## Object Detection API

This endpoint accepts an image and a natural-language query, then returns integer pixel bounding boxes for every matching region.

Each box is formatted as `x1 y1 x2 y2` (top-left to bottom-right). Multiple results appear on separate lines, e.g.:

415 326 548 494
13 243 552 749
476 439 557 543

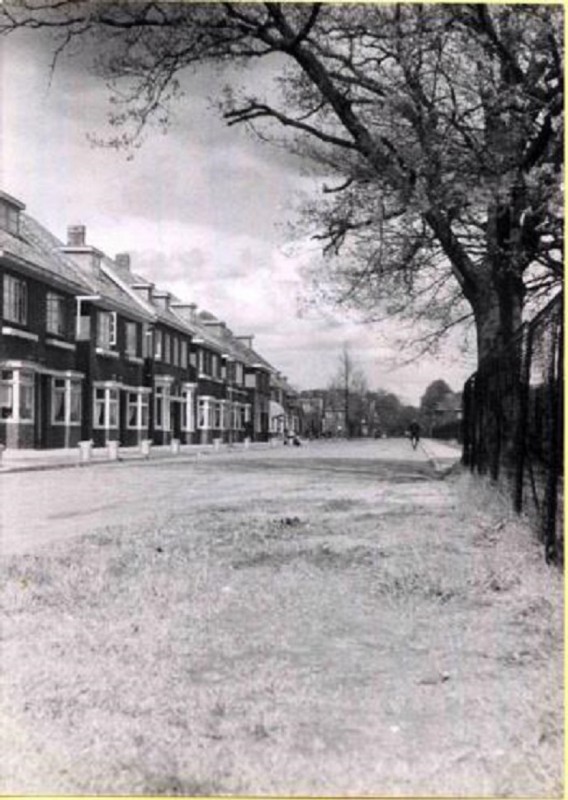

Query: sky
1 26 477 405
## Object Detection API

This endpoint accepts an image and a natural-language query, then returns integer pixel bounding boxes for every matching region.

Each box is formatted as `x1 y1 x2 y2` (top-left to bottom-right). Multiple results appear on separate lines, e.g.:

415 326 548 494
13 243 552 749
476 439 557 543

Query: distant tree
419 380 454 415
419 379 455 435
328 343 367 437
370 390 403 436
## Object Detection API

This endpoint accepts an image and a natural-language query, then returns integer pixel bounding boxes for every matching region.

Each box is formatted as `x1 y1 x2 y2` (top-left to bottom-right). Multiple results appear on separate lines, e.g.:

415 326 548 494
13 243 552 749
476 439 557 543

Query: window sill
2 326 39 342
125 355 144 365
46 337 76 351
95 347 120 359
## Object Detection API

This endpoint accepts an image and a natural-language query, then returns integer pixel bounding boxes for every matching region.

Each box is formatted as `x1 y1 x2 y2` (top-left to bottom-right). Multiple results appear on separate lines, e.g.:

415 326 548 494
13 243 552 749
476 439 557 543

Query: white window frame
127 389 150 430
213 399 224 430
125 321 138 358
180 340 188 370
97 311 117 350
197 396 212 430
0 368 34 423
154 329 163 360
154 384 171 431
46 292 66 337
93 385 119 429
235 362 244 386
181 385 196 432
3 274 27 325
52 376 82 426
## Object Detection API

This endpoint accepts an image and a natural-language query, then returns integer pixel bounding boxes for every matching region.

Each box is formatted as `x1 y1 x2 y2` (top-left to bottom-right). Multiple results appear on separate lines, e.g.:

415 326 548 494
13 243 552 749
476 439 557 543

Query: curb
0 444 274 475
419 444 462 477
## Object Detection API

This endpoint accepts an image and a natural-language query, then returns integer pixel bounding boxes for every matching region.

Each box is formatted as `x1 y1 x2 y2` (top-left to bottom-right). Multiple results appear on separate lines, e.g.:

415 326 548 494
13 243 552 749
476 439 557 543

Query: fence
462 294 563 564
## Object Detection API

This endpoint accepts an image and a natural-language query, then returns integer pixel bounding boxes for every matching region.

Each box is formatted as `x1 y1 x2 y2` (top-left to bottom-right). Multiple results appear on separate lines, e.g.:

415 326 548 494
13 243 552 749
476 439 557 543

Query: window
93 386 119 429
0 370 14 420
52 378 82 425
0 202 20 235
163 334 170 364
127 391 149 430
0 369 34 422
46 292 66 336
3 274 27 325
235 363 244 386
154 329 163 360
198 397 211 429
154 384 170 430
142 325 152 358
213 400 223 430
180 340 188 370
97 311 117 350
125 321 138 358
181 387 195 432
212 354 219 378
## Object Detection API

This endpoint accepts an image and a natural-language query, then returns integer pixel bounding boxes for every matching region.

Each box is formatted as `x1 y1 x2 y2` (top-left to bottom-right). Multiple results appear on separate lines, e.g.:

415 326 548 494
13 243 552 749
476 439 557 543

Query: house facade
0 192 298 451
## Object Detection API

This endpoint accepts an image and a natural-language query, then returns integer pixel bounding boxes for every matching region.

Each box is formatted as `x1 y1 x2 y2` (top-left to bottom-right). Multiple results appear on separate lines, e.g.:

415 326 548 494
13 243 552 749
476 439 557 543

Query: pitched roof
1 213 94 294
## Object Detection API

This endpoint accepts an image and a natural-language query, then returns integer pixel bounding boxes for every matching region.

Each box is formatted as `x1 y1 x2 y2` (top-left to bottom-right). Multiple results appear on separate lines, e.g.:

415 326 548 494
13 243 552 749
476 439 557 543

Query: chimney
202 320 227 338
170 302 197 324
67 225 86 246
236 335 254 349
131 282 154 303
60 224 103 275
115 252 131 275
152 289 171 311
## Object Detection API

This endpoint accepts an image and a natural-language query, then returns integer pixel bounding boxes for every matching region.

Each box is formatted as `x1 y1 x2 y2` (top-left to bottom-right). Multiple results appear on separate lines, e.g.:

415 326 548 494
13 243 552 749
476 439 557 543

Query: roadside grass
0 467 563 796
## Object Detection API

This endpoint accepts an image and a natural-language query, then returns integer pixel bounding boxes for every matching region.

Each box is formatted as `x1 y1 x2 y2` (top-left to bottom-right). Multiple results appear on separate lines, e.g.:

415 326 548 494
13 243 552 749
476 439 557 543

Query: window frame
0 368 34 423
93 386 119 429
96 311 118 351
154 383 171 431
51 376 82 426
126 389 150 430
181 386 195 432
124 321 138 358
3 274 27 326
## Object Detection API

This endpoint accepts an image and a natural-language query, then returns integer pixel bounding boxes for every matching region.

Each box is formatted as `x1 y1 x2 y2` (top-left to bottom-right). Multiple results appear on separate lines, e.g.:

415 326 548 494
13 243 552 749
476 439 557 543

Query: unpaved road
0 440 563 796
0 438 443 556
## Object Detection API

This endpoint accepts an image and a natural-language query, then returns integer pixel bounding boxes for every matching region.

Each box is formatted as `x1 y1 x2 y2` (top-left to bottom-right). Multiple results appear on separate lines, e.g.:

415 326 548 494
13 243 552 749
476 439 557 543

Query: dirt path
0 443 563 796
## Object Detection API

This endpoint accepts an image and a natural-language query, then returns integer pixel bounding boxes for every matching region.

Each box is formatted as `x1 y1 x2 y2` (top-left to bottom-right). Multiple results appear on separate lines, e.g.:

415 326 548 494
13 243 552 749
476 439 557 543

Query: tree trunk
471 271 525 481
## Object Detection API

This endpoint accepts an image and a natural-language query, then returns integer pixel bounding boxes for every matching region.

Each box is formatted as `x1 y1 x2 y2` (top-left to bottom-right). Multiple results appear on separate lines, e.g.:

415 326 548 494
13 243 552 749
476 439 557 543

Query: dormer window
0 192 25 236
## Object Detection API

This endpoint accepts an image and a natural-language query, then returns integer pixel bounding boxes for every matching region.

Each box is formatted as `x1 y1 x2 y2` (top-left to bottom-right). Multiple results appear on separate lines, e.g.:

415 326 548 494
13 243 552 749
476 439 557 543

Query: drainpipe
75 295 101 339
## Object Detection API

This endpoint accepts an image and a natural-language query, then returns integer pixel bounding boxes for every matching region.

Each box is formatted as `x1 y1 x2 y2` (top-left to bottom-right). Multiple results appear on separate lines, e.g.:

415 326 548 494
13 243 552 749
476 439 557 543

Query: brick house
0 193 92 449
0 192 290 451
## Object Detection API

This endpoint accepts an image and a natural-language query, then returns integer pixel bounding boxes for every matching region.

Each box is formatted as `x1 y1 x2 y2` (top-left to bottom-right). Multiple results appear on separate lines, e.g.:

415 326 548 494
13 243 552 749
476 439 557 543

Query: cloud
2 28 476 405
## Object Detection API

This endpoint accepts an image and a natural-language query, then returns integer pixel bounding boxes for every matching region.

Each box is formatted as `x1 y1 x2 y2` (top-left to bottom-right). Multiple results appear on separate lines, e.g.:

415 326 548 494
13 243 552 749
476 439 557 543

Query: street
1 438 451 556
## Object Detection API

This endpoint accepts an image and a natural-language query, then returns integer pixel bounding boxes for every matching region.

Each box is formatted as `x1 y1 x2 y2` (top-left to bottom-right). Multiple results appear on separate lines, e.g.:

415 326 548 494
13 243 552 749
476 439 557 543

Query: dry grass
0 462 563 796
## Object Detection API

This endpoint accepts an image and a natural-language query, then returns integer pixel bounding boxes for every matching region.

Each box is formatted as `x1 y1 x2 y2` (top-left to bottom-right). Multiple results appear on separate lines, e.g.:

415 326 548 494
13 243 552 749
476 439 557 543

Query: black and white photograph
0 2 563 796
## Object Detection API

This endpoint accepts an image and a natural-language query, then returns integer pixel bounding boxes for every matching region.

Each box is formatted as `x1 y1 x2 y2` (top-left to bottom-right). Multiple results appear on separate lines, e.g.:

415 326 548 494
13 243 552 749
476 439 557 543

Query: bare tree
1 2 562 362
328 343 368 438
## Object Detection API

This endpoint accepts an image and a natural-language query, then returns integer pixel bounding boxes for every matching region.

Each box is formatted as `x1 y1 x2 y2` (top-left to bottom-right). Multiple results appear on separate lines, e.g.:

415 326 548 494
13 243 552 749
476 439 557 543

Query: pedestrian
408 420 421 450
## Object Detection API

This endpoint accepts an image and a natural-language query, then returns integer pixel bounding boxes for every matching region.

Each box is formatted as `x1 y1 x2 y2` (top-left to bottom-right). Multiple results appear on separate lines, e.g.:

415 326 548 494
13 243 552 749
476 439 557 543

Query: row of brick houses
0 190 300 450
